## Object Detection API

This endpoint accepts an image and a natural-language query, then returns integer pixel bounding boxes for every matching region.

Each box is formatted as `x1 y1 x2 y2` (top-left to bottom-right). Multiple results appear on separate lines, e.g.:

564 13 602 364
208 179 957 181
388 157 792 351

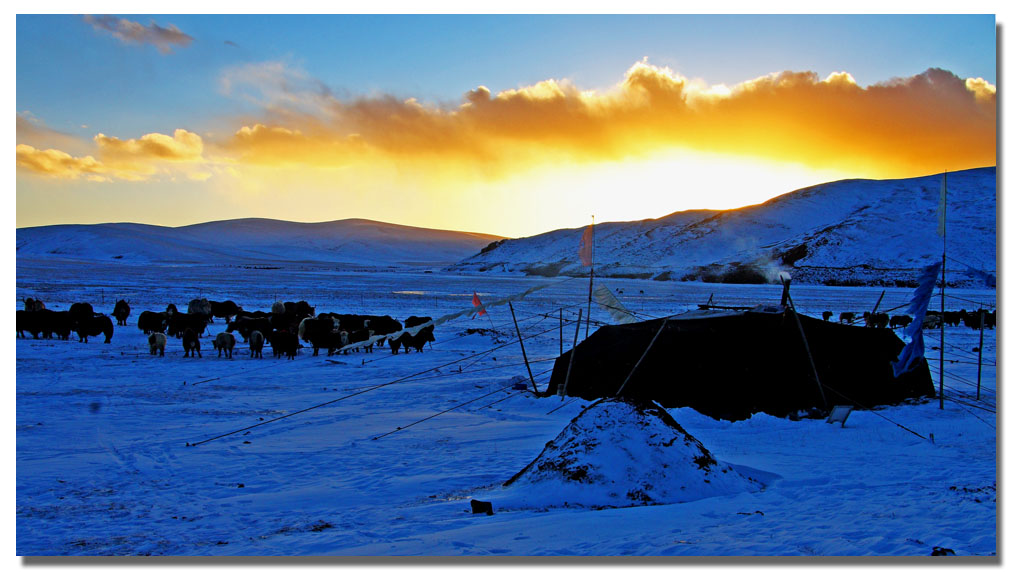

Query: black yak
112 300 131 326
249 330 265 359
271 330 298 360
138 311 168 334
182 328 201 357
76 314 114 343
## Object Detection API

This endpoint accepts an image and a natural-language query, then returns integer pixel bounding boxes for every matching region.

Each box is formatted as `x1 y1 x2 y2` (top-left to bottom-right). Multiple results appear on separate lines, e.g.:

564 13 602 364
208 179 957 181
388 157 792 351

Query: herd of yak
18 295 996 359
823 309 997 330
16 296 436 360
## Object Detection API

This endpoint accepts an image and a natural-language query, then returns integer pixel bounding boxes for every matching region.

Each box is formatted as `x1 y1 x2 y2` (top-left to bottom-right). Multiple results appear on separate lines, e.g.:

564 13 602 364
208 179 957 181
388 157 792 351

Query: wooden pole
561 309 582 398
871 290 886 314
977 305 984 400
784 283 828 410
615 317 669 397
559 308 563 356
508 302 539 394
939 171 947 410
585 215 594 341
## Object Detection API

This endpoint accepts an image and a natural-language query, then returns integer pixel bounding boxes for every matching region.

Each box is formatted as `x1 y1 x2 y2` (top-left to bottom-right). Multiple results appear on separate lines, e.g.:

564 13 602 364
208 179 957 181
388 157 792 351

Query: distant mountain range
16 218 503 268
448 167 996 286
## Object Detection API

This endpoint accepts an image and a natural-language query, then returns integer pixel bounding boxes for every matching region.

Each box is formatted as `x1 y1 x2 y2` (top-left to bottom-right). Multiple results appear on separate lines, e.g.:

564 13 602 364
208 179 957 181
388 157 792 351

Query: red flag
578 224 594 266
472 291 487 317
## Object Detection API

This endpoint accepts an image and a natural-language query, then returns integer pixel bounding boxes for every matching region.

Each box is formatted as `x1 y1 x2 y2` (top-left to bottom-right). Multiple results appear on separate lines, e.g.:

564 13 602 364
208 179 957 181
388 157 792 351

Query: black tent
545 307 935 421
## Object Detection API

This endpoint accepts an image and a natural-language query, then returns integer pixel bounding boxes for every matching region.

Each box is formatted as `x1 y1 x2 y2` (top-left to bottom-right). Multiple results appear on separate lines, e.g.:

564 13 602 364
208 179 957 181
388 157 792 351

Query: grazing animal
984 310 996 329
112 299 131 326
182 328 201 357
249 330 265 358
16 310 26 338
209 300 241 324
148 333 167 356
388 334 403 354
294 300 315 317
187 298 212 322
48 311 74 340
166 303 179 316
228 316 272 343
69 302 94 324
347 328 375 353
76 314 114 343
822 311 832 321
138 311 168 334
889 315 913 330
19 310 45 339
923 315 942 329
838 312 856 325
24 297 46 312
863 312 889 329
168 312 208 338
944 311 964 328
213 332 236 358
298 316 337 356
271 330 298 360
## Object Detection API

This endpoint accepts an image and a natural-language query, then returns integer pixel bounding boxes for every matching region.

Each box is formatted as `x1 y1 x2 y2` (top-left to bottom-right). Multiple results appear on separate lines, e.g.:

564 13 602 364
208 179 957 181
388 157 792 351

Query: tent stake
560 309 582 398
615 317 670 397
508 302 539 394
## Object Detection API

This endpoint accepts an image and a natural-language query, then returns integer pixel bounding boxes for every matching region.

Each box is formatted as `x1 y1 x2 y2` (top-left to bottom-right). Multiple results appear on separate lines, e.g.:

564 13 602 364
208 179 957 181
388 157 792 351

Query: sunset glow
16 14 997 237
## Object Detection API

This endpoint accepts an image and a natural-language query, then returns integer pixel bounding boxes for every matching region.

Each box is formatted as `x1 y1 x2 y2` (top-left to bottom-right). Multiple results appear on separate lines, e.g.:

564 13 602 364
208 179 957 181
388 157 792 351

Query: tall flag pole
938 171 947 409
578 215 595 340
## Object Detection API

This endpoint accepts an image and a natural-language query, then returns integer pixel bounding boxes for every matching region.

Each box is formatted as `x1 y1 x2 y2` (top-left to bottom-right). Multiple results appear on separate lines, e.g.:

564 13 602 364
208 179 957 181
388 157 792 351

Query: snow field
16 261 996 556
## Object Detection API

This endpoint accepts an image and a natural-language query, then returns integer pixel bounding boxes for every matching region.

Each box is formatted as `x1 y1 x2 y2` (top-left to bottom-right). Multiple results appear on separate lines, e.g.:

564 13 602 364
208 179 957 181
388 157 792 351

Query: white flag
592 284 637 324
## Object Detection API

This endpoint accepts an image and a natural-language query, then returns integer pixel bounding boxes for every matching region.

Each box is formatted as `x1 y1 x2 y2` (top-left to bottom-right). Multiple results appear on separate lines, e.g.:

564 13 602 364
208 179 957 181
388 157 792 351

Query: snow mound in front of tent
493 398 765 510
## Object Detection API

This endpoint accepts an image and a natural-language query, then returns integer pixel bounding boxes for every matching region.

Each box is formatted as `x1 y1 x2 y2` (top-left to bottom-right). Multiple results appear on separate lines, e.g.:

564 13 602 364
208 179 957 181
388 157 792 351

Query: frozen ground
15 261 996 557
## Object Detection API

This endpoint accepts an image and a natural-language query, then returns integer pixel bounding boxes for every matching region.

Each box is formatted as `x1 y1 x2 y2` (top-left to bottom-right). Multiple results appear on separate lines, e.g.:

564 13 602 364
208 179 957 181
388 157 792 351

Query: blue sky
15 13 998 235
17 14 995 138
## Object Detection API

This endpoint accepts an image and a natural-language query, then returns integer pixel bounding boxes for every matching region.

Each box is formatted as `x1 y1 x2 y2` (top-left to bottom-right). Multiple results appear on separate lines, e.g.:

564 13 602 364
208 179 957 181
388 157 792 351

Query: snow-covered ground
451 167 996 287
15 261 996 556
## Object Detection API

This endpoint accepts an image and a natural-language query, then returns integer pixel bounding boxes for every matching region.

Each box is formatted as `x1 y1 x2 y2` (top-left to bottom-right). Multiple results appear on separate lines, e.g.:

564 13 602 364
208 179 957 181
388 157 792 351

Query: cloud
95 129 204 162
84 15 193 54
16 145 110 181
17 129 207 182
215 61 995 178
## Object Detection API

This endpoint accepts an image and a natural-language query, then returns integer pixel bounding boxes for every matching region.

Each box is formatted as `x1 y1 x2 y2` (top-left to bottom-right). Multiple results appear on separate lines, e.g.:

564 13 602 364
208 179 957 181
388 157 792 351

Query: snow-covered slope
450 167 996 286
16 218 504 268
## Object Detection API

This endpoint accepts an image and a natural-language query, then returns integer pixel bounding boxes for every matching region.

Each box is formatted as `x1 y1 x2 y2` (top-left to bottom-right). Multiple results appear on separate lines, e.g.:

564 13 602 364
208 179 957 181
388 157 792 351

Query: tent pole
560 309 582 398
508 302 539 394
939 171 947 410
785 291 829 410
584 215 594 341
559 308 563 356
871 290 886 314
615 317 670 397
977 304 984 400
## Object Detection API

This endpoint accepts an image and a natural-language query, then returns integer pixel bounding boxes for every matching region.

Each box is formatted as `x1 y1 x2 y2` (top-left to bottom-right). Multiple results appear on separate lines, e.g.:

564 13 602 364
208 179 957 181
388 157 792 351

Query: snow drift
491 398 765 510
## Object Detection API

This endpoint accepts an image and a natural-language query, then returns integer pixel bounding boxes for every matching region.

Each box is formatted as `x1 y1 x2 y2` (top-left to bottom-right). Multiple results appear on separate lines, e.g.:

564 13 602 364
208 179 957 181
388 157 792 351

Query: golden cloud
17 129 207 182
215 62 994 178
18 63 996 184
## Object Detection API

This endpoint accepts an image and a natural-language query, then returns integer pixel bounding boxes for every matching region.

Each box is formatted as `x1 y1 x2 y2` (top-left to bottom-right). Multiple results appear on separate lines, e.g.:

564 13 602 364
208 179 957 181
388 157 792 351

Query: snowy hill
450 167 996 286
16 218 504 268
